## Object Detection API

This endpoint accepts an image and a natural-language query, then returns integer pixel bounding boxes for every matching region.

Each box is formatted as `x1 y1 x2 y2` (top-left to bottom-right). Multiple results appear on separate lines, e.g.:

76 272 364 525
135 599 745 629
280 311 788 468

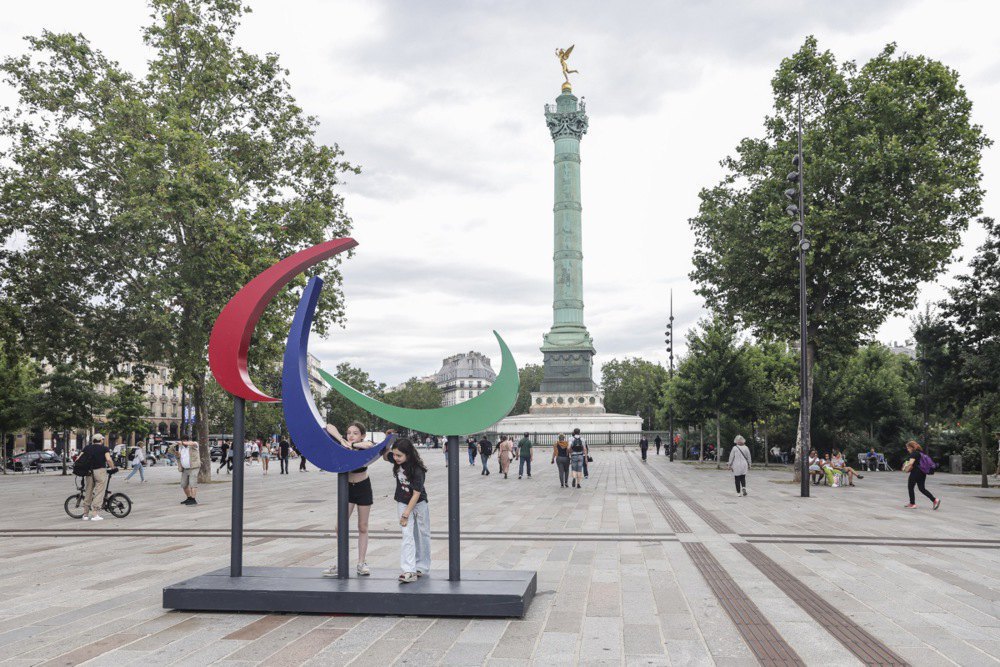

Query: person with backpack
569 434 586 488
125 444 146 483
728 435 751 497
902 440 940 510
478 436 493 476
76 434 117 520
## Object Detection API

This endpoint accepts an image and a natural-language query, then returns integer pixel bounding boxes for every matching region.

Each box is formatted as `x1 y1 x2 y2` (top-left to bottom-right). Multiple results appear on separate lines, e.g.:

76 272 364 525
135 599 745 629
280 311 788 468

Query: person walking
478 436 493 476
728 435 751 497
279 437 290 474
80 434 116 520
569 434 586 489
497 435 513 479
177 440 201 506
260 441 271 475
640 435 649 462
323 422 377 577
383 438 430 583
903 440 940 510
517 432 533 479
298 444 308 471
467 437 477 466
216 441 230 474
654 435 662 456
551 434 571 488
125 444 146 482
571 428 590 479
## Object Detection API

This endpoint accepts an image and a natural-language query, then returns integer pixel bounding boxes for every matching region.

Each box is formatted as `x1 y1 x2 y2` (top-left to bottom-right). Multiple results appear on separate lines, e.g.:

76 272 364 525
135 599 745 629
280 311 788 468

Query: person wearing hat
176 440 201 505
80 434 117 521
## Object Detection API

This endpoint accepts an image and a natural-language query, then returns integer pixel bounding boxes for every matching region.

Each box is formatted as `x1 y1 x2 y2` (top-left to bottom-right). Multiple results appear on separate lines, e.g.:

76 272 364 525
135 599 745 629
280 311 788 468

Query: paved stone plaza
1 450 998 666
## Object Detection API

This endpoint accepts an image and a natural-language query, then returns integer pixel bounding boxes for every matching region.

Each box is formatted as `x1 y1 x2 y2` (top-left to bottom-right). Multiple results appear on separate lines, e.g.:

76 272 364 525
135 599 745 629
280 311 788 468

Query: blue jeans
126 462 144 481
481 455 490 473
468 448 476 465
519 457 531 476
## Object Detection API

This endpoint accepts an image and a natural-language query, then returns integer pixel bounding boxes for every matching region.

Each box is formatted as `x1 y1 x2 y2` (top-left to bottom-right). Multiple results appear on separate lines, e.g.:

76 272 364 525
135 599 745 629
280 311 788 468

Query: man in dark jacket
478 437 493 476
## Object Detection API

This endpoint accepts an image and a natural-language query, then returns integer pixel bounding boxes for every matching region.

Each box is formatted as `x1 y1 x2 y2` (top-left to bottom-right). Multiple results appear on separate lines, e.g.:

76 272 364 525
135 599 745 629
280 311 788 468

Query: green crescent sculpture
319 331 519 434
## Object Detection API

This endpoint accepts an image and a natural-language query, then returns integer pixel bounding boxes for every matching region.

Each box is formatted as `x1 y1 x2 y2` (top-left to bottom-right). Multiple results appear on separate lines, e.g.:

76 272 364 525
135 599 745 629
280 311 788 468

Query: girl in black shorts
322 421 376 577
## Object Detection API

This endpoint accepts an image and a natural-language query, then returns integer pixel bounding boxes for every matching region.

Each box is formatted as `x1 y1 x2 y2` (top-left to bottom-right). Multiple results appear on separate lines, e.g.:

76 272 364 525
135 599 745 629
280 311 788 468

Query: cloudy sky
3 1 998 385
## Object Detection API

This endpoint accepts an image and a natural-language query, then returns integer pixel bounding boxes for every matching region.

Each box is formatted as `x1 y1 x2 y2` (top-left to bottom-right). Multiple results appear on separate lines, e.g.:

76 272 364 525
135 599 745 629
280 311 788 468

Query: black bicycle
64 469 132 519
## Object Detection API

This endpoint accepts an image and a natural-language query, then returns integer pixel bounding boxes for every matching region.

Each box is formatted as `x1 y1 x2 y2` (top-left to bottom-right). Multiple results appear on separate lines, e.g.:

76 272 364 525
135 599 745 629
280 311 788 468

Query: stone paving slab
1 450 998 665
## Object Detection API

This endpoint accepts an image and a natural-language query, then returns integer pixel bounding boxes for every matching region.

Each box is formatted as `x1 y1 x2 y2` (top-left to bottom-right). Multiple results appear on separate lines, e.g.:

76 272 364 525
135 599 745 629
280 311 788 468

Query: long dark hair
391 438 427 478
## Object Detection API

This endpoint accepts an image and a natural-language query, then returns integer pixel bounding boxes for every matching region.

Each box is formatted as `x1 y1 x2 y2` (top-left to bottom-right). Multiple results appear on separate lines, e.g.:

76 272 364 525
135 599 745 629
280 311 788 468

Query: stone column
539 84 597 395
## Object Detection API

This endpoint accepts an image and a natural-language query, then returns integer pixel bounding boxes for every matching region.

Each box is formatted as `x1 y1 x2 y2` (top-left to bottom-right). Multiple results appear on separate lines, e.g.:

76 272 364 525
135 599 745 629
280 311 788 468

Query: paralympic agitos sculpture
170 238 535 617
208 237 518 471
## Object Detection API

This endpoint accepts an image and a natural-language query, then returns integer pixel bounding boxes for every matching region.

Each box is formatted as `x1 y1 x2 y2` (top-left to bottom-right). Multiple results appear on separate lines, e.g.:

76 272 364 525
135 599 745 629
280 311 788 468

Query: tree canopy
0 0 358 481
601 358 669 429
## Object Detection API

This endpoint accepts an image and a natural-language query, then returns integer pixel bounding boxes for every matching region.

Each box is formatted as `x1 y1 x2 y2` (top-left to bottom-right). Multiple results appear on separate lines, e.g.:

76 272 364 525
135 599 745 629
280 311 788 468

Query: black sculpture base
163 567 537 618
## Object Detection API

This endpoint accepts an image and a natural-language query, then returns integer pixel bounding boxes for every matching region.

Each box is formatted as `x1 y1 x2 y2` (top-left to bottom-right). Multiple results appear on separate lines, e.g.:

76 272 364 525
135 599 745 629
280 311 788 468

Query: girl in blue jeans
383 438 430 583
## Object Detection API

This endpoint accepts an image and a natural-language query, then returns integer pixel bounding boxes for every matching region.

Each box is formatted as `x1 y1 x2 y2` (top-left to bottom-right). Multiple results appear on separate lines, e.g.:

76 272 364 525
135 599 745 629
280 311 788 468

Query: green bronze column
540 82 597 393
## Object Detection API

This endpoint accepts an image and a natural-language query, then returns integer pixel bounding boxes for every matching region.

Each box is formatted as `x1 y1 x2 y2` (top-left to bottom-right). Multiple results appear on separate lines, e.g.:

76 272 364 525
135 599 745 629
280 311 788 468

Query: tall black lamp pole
784 90 811 499
667 290 675 462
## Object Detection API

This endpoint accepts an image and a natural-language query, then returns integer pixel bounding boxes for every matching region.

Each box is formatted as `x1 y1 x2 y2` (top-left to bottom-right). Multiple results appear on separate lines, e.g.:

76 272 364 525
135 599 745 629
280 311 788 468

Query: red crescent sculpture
208 238 358 402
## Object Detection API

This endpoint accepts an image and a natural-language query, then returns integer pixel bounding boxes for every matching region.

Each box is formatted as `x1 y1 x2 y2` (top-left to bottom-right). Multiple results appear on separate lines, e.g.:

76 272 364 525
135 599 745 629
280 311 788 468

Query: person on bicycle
81 434 117 521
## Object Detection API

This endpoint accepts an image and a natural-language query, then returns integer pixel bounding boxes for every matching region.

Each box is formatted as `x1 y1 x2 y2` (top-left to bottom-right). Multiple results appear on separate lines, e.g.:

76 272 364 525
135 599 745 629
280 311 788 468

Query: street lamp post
667 290 675 462
784 90 811 499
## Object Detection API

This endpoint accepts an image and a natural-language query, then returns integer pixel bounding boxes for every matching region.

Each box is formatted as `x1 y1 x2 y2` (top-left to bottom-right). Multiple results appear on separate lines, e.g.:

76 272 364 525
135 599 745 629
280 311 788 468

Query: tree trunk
763 422 769 468
716 410 722 469
793 341 816 482
194 376 212 484
699 423 704 462
758 420 766 469
0 431 6 475
982 412 990 489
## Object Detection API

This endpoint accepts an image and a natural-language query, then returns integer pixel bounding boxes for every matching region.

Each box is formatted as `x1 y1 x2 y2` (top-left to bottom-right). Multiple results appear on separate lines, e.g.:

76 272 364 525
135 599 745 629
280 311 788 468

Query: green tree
0 0 358 483
0 342 39 473
671 317 749 464
384 379 442 414
34 364 105 472
601 358 669 430
740 341 798 463
833 345 913 441
511 364 544 416
322 362 385 429
688 37 989 472
941 217 1000 486
106 382 153 444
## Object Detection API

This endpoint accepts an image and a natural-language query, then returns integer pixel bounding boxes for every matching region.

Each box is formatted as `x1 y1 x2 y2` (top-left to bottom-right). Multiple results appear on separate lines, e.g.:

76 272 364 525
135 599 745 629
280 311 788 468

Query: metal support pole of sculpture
231 397 246 577
447 435 461 581
338 472 350 579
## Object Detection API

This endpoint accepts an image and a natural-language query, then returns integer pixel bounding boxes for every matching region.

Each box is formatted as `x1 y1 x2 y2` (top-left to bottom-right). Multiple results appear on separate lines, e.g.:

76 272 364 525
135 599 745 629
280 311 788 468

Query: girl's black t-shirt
394 467 427 504
907 452 923 475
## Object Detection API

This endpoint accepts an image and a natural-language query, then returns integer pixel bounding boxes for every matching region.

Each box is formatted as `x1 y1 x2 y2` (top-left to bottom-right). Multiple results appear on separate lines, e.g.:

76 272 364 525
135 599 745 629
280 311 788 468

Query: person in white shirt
728 435 752 496
177 441 200 505
125 445 146 482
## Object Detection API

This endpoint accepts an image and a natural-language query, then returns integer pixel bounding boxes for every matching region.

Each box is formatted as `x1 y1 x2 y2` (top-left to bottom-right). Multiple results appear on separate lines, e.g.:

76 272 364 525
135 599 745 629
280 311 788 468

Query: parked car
7 450 64 472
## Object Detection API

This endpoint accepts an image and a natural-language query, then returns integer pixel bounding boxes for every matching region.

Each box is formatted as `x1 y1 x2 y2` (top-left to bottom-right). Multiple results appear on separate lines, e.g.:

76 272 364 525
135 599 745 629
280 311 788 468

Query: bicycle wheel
64 494 86 519
106 493 132 518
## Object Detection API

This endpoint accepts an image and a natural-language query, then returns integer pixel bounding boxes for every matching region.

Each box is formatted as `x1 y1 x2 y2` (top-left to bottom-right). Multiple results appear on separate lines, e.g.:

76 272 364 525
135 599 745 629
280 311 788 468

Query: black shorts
348 477 373 506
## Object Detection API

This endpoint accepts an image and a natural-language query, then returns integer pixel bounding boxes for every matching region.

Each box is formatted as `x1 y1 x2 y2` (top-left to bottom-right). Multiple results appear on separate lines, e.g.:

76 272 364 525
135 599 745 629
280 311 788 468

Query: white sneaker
81 515 91 521
321 565 337 577
357 562 370 576
90 515 104 521
737 492 743 497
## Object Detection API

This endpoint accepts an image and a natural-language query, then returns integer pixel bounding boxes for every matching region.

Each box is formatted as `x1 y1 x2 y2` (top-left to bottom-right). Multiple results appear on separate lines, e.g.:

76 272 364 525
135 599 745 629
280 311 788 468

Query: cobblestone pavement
1 450 998 666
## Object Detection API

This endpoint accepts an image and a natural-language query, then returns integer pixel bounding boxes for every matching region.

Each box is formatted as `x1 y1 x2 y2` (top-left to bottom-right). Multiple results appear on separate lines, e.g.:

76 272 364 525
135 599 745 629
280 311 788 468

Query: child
384 438 430 583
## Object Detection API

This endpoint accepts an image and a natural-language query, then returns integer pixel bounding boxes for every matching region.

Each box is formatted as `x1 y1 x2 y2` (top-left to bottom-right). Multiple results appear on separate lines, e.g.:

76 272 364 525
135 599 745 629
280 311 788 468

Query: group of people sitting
807 449 864 487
